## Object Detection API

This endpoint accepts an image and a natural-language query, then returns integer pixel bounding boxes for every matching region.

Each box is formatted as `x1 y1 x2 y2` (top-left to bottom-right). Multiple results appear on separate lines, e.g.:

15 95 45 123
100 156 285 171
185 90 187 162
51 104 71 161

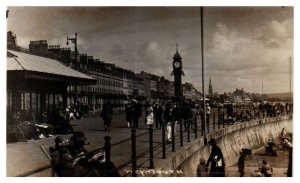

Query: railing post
180 120 183 146
201 114 204 136
187 119 190 142
162 122 166 159
228 112 230 127
149 124 154 168
194 115 198 139
206 114 210 134
223 112 225 128
171 121 175 152
218 111 220 130
104 136 111 163
213 113 216 131
131 129 137 177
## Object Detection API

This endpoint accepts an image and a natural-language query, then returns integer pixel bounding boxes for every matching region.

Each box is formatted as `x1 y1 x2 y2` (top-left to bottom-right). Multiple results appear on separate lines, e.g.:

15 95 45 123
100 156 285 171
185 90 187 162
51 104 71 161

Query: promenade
6 110 290 177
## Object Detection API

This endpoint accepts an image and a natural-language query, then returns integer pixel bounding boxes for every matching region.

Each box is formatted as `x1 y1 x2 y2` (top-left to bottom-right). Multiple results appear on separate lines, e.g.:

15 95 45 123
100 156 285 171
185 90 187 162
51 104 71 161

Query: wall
153 116 292 177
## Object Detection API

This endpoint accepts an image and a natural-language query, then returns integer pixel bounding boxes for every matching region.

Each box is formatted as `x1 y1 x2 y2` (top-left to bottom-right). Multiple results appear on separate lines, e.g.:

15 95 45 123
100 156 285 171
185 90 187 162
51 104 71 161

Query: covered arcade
7 49 96 120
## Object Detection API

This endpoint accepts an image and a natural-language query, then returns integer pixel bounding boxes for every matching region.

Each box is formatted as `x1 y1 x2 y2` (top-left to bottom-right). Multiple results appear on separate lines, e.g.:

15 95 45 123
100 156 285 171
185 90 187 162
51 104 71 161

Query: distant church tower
208 77 213 96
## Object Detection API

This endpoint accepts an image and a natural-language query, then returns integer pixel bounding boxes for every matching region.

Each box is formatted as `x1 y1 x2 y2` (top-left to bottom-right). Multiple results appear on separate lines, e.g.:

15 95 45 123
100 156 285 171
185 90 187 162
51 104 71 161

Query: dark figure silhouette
205 138 226 177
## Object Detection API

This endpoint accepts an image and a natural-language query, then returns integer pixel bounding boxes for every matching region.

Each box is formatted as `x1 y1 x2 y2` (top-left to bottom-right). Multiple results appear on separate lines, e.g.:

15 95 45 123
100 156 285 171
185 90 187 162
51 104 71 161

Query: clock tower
172 43 184 98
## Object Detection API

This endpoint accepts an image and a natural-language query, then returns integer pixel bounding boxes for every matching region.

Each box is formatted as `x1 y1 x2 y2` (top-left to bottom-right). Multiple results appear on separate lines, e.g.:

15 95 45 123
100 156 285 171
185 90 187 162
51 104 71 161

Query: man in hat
68 131 88 156
49 136 73 176
131 99 142 129
237 150 246 177
205 138 226 177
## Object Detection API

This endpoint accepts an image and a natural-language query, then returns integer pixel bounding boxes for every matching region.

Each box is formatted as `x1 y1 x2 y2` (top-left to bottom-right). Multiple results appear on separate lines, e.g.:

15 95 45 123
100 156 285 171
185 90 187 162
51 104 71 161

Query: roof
7 50 95 83
173 50 182 59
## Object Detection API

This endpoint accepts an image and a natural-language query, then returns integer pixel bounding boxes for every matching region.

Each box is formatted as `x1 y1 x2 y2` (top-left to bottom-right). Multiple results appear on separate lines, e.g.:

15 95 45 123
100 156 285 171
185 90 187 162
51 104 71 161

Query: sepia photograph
5 5 293 178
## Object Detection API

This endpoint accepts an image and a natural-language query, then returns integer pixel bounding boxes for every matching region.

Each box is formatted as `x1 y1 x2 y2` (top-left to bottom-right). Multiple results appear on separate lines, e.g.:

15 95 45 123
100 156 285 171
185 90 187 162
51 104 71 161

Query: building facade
11 34 202 110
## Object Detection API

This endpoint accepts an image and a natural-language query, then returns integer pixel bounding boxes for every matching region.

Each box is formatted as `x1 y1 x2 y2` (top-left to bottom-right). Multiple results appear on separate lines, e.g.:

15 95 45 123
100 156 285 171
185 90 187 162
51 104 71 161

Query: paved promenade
6 111 290 177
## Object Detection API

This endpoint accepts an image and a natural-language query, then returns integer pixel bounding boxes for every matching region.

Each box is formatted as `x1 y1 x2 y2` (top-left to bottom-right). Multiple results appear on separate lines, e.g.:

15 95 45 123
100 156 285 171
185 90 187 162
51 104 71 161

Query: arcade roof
7 50 96 84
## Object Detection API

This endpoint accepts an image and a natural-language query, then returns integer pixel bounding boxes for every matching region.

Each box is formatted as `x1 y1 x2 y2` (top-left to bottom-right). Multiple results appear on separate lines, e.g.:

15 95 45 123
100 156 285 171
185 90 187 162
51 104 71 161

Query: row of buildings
7 31 202 114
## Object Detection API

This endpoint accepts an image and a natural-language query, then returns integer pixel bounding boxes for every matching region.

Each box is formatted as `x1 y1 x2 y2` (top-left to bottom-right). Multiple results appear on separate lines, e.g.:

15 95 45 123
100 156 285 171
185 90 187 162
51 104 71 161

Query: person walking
101 101 113 131
153 102 163 129
145 103 154 126
125 100 133 128
164 102 175 144
172 102 181 136
131 99 142 129
205 138 226 177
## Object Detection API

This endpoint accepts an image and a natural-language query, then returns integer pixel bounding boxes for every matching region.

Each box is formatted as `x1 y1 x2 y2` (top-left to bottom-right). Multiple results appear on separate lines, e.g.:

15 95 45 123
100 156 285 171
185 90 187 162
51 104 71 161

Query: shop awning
7 50 96 84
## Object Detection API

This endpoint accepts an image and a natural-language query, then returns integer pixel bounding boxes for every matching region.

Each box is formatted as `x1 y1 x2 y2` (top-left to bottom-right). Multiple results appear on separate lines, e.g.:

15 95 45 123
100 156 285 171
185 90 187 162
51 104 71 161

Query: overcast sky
7 6 293 94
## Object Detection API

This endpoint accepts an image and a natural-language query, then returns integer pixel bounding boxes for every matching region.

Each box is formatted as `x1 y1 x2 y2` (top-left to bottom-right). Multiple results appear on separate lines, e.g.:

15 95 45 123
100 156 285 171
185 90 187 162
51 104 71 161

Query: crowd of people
217 101 292 125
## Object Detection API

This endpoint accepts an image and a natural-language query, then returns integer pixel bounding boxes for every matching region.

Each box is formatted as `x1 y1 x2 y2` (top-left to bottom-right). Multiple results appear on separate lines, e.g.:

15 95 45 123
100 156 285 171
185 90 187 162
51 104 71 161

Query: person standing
280 128 287 141
153 102 163 129
164 102 175 144
205 138 226 177
237 150 246 177
125 100 133 128
191 104 199 132
182 102 191 131
132 99 142 129
145 103 154 126
206 103 211 122
101 101 113 131
172 102 181 138
156 104 164 129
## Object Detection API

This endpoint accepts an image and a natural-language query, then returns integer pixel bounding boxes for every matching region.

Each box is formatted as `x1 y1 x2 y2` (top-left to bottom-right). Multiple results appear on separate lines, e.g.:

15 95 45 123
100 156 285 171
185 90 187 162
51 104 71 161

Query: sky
7 6 293 94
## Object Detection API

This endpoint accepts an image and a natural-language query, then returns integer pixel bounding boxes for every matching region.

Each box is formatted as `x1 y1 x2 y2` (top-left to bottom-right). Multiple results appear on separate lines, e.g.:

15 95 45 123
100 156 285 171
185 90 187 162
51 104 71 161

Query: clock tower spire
171 43 184 98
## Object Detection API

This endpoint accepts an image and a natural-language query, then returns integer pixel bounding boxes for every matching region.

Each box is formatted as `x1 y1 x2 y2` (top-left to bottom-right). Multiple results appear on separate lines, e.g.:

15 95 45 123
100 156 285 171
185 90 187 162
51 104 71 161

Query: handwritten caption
123 169 183 176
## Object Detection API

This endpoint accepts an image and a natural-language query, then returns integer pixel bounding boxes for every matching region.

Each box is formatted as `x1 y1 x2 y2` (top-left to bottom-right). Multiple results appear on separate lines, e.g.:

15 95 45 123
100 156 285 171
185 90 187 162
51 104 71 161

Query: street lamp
66 33 78 103
200 6 208 145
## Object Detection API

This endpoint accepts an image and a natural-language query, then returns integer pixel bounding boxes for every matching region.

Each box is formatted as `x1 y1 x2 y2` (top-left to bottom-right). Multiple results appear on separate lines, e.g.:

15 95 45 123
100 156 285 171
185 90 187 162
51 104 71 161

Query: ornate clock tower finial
171 43 184 99
173 42 182 60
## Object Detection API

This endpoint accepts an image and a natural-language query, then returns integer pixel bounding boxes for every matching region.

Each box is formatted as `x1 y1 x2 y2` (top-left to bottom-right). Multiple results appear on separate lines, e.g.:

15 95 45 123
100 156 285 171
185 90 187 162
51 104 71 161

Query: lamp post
200 6 208 145
289 57 292 102
66 33 78 103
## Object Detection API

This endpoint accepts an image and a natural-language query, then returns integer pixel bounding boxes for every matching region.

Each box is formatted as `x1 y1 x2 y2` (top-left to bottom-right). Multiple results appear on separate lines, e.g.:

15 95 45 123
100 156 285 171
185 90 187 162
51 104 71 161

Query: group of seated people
264 128 292 156
11 112 54 140
10 108 74 141
49 131 120 177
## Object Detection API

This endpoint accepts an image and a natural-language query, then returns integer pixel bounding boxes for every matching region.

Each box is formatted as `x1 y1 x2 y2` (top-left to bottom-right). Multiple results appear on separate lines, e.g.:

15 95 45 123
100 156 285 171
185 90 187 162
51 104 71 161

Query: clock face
174 61 181 68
